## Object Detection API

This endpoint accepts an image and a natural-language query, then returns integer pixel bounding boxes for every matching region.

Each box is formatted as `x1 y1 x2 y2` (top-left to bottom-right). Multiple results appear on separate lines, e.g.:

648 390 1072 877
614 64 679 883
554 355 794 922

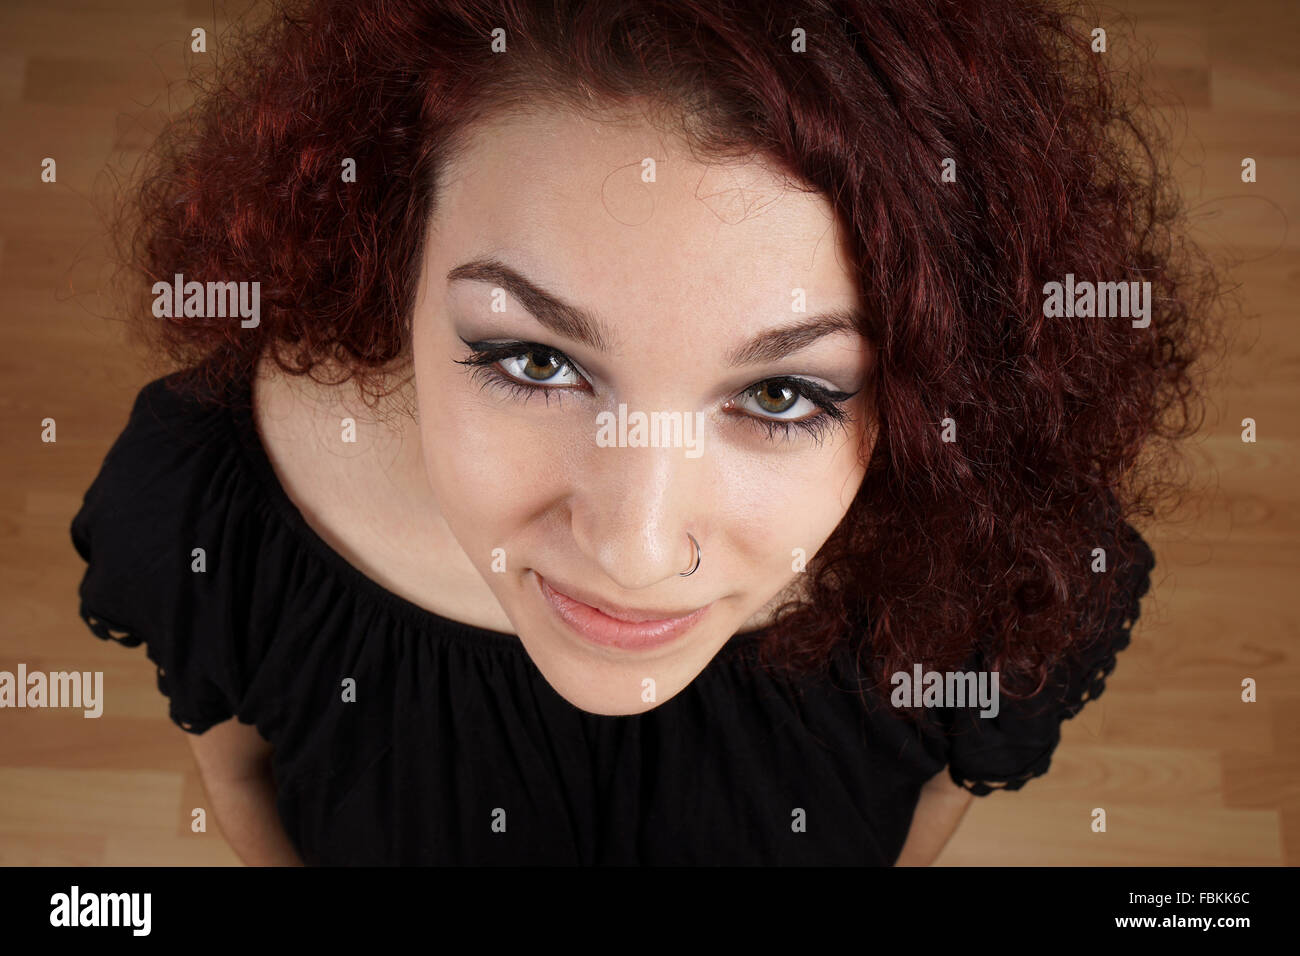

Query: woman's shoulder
68 364 267 732
70 365 241 545
247 356 476 624
69 354 395 573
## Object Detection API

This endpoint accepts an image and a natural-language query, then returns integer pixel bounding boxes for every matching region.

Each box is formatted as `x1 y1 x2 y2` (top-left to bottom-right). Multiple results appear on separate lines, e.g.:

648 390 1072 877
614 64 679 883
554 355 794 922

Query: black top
69 368 1156 865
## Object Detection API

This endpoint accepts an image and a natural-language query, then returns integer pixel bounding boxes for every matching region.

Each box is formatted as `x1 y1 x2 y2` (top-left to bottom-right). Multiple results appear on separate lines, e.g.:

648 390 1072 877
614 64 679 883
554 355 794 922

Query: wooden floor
1 0 1296 866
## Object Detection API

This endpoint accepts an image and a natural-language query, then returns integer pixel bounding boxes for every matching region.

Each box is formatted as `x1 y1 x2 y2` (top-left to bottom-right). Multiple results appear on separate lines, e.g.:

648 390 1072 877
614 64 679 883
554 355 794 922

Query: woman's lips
535 573 711 651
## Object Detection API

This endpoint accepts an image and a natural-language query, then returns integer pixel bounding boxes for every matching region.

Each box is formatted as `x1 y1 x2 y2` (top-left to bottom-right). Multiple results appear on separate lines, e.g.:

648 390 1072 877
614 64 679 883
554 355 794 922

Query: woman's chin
512 616 733 716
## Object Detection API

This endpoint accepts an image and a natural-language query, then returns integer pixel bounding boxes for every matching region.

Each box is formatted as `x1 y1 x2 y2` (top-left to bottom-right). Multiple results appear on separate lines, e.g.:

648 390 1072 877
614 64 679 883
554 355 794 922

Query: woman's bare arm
894 766 974 866
185 717 304 866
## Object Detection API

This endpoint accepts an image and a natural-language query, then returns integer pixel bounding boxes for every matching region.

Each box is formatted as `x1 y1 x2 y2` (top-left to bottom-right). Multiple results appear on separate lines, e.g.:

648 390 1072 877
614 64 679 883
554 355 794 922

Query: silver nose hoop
679 532 701 576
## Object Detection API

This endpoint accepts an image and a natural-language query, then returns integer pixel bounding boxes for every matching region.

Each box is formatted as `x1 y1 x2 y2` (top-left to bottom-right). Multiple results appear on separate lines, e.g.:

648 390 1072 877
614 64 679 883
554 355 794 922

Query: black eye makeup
453 337 860 445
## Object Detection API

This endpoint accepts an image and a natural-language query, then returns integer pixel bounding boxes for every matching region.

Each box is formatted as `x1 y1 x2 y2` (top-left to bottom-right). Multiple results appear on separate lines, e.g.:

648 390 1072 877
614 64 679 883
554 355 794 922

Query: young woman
71 0 1215 865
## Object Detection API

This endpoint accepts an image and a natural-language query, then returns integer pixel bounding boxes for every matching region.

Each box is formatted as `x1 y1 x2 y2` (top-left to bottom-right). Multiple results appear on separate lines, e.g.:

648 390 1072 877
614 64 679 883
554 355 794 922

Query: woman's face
410 105 876 715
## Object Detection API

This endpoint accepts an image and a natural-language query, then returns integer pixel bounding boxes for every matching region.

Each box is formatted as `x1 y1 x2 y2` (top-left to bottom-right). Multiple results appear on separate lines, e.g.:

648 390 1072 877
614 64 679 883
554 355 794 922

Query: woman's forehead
430 107 860 317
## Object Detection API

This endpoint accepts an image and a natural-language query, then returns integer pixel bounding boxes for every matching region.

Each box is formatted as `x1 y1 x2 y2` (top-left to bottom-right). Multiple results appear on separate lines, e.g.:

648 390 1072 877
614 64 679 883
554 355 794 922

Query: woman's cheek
757 466 854 580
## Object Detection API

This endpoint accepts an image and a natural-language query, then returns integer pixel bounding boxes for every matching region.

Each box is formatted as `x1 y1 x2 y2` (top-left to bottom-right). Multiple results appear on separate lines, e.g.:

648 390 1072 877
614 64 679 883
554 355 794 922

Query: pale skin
185 102 972 865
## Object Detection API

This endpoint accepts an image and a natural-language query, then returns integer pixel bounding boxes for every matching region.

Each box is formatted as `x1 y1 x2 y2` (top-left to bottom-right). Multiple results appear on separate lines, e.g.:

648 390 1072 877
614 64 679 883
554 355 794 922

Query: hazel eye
754 382 796 414
498 349 583 386
736 381 820 420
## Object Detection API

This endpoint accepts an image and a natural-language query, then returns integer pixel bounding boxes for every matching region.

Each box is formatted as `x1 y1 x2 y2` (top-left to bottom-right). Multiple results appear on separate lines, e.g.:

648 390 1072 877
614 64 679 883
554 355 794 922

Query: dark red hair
109 0 1224 709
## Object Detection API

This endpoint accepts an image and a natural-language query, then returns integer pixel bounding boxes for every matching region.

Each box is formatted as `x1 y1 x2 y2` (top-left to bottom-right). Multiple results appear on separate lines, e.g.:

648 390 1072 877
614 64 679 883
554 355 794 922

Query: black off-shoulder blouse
69 368 1156 865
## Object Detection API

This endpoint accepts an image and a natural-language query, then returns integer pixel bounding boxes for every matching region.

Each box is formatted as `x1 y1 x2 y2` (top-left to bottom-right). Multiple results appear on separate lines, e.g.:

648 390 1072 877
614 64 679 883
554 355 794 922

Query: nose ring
679 531 701 576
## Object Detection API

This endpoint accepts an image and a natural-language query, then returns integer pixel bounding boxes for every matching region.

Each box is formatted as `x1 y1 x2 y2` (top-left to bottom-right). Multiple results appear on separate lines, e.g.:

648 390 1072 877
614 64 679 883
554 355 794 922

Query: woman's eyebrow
447 256 865 365
723 310 864 366
447 257 614 353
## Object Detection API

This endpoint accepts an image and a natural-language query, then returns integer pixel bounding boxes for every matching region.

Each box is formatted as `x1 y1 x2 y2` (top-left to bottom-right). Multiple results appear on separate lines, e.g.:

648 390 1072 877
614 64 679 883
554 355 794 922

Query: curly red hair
108 0 1224 711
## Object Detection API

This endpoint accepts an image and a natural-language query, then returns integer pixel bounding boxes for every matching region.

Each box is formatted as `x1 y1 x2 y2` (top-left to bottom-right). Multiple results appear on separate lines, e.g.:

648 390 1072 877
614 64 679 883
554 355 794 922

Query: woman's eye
453 339 589 397
728 377 858 445
736 381 821 420
498 350 582 386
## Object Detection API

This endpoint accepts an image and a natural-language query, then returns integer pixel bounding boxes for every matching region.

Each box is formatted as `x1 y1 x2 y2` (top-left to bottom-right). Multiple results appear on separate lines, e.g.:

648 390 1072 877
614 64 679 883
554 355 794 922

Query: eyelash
453 339 857 445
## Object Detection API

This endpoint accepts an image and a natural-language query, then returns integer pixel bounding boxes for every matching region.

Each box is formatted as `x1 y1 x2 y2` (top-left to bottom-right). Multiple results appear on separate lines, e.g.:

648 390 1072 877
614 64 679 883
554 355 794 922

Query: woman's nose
568 438 707 591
